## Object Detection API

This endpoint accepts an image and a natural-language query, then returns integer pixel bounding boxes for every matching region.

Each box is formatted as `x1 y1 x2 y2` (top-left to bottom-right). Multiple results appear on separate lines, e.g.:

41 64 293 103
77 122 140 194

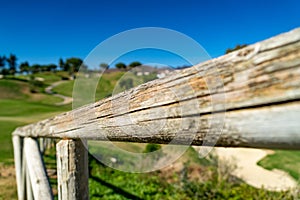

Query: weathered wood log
56 139 89 200
39 138 45 154
24 137 53 200
21 146 27 200
12 28 300 149
26 160 34 200
12 136 25 200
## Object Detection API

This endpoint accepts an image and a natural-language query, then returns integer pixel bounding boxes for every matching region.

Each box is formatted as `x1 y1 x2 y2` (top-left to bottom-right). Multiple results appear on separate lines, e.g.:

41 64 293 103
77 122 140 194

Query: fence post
24 137 53 200
57 139 89 200
25 158 34 200
12 135 25 200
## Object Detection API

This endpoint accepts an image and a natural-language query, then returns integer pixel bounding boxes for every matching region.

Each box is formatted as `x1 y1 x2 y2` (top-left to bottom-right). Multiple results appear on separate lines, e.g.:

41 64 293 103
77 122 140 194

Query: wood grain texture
13 28 300 149
26 160 34 200
57 139 89 200
12 136 24 200
24 137 53 200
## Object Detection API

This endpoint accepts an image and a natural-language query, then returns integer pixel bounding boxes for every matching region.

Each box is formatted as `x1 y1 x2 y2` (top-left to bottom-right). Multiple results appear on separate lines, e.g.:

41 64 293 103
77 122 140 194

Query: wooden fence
12 28 300 199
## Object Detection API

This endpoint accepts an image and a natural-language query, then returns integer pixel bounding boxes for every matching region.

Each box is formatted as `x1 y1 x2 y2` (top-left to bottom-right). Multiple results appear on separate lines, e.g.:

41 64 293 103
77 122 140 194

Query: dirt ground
0 164 17 200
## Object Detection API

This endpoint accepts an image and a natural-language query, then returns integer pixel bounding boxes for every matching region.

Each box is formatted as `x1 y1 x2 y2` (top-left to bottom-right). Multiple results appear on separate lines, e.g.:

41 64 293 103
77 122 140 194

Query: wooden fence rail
12 28 300 199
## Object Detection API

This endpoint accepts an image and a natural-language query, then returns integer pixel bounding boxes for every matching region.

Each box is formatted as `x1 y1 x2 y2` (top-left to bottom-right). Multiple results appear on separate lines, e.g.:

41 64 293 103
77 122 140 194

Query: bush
143 144 162 153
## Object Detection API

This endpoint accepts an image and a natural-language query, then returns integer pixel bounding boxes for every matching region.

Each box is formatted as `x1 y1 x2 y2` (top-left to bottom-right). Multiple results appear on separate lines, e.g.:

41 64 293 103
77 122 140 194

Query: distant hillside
0 79 27 99
53 70 158 100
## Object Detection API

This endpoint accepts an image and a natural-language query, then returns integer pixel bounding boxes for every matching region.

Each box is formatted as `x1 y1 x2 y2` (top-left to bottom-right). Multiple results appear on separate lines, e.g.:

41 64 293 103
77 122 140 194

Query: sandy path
213 147 298 191
45 81 73 105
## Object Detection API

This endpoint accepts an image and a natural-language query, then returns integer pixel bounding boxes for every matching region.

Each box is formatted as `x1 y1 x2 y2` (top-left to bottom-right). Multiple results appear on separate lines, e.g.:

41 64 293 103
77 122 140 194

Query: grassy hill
0 78 70 164
52 71 157 100
0 75 72 199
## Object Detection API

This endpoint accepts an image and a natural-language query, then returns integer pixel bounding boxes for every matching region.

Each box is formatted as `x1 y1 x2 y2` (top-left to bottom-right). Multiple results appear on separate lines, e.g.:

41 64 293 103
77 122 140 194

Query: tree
6 54 17 75
19 61 30 74
128 61 142 68
0 56 6 74
59 58 65 71
64 62 70 72
115 62 127 70
44 64 57 72
50 64 57 72
31 64 41 74
99 63 109 71
225 44 248 54
1 68 9 76
66 57 83 74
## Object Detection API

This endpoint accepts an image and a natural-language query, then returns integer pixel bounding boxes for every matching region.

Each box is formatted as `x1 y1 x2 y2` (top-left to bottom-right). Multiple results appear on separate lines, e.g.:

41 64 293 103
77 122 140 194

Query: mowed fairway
0 79 71 164
52 71 157 100
52 71 125 99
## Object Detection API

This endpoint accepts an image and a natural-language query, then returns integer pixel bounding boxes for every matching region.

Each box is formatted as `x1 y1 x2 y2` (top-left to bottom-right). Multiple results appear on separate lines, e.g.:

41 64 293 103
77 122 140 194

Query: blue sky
1 0 300 68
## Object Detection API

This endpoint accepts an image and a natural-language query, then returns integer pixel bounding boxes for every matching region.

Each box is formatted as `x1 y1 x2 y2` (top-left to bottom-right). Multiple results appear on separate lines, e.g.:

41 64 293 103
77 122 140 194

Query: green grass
32 95 63 105
17 71 69 85
0 78 63 104
0 121 26 164
52 72 126 98
0 79 27 99
0 77 71 164
0 74 71 164
31 72 63 85
258 150 300 181
88 152 297 200
0 99 69 117
0 73 69 199
0 99 70 164
52 80 74 97
52 71 157 101
96 71 125 99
